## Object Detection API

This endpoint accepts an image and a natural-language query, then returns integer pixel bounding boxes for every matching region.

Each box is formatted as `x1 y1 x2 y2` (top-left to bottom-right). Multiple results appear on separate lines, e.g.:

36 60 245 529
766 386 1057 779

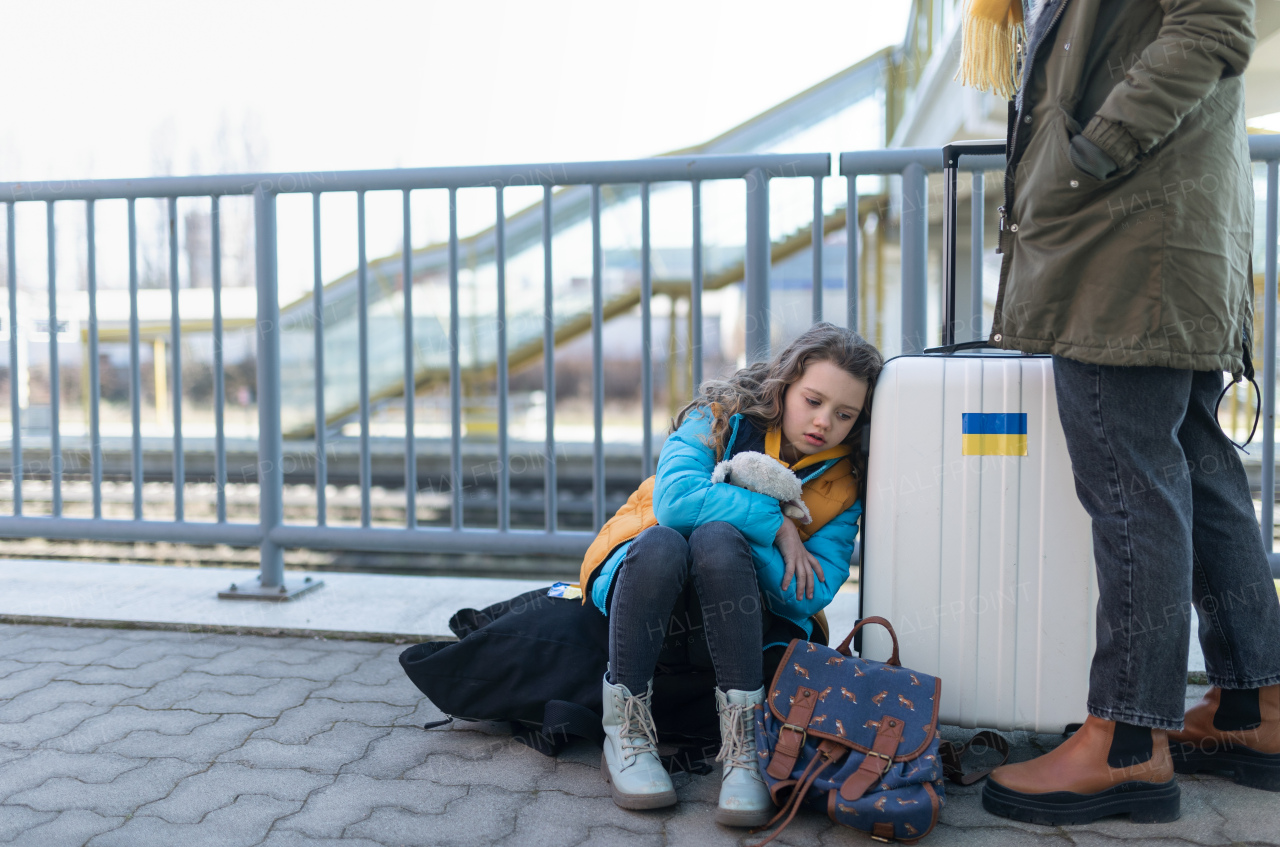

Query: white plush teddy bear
710 451 812 525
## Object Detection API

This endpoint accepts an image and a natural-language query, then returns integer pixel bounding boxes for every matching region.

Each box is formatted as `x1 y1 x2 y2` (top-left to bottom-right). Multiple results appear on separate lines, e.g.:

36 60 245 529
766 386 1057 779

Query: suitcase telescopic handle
836 615 901 666
941 142 1007 166
941 140 1007 349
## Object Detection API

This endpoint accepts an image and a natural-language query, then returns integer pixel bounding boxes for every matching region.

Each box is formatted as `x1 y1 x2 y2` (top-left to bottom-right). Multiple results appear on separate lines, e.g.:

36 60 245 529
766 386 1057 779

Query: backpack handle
836 616 901 666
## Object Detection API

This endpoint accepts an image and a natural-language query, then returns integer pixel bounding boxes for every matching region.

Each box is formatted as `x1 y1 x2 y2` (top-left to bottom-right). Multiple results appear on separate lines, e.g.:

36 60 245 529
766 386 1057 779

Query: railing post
590 184 604 531
941 160 957 347
127 200 142 520
745 168 770 363
542 185 557 533
1263 158 1278 555
222 184 321 601
970 172 985 342
86 200 102 519
641 183 654 478
690 180 704 392
846 174 858 334
812 175 823 324
6 203 21 517
357 191 371 529
309 194 325 528
168 197 184 522
256 185 284 588
901 162 928 354
45 202 63 517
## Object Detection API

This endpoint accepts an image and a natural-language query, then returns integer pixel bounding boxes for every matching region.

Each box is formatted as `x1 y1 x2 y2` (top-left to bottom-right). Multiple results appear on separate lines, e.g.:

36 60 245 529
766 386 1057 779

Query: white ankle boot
601 672 677 809
714 686 774 826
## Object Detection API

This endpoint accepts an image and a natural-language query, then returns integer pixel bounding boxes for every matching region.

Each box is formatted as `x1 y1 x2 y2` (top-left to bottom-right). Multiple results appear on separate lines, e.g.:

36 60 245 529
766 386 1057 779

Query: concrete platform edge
0 612 454 643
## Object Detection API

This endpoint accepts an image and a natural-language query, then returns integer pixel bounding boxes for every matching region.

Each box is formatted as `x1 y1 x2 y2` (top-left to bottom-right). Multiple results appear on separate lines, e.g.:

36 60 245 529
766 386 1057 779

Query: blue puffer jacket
588 408 862 639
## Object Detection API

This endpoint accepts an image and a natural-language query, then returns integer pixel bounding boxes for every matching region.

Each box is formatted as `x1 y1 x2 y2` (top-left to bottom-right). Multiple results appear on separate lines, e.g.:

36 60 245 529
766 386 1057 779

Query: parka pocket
1023 108 1160 234
1048 110 1115 203
1011 110 1111 226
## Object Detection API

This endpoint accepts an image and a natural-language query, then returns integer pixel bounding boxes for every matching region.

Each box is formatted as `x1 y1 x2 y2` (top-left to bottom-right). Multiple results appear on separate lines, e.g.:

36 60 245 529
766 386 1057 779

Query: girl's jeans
607 522 763 694
1053 356 1280 729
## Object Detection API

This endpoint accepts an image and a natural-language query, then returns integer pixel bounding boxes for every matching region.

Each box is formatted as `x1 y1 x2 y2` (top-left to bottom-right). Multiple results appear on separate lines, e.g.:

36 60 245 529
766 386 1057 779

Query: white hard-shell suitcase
858 143 1098 734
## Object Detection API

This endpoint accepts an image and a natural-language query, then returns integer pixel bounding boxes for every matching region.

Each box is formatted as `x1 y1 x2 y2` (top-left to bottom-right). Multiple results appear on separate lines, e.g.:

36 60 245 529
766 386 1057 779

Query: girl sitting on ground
579 322 883 826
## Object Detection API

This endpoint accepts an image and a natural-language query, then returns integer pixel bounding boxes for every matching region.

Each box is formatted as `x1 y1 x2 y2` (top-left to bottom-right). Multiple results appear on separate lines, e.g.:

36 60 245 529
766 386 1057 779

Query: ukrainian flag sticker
962 413 1028 456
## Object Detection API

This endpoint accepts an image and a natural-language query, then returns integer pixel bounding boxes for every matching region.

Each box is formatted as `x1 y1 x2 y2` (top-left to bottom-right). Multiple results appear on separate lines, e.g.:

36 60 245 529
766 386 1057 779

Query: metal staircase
276 43 911 438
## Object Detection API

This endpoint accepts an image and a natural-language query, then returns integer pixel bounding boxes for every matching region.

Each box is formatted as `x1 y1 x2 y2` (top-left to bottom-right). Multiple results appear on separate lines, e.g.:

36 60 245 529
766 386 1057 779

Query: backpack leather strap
838 715 904 801
836 616 901 665
753 739 845 847
765 686 820 780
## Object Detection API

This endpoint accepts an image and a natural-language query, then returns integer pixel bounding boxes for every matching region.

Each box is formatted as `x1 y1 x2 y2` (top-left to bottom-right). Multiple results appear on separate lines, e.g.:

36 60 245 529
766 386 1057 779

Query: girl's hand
775 519 825 601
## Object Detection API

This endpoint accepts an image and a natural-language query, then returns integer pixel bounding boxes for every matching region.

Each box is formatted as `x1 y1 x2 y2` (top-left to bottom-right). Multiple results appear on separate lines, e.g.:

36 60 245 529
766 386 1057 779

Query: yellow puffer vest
578 427 859 591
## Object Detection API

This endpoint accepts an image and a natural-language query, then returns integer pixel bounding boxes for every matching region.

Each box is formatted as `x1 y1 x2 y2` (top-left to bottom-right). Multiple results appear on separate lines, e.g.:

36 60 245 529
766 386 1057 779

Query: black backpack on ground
398 585 728 770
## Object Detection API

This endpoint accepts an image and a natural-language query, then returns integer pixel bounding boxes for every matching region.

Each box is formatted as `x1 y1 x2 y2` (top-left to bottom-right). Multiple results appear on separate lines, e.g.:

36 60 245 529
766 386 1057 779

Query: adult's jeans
1053 356 1280 730
607 522 763 694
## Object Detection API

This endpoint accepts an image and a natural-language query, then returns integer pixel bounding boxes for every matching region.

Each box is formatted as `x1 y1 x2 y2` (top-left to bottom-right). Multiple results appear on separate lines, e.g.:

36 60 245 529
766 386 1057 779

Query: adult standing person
955 0 1280 825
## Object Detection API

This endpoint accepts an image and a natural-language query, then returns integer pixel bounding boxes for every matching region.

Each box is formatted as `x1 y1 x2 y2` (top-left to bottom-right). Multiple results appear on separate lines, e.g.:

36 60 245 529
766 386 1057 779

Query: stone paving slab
0 623 1272 846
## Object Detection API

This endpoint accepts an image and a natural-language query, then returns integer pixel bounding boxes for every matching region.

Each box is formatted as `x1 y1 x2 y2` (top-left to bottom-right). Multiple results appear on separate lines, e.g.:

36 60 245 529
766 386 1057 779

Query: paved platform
0 622 1275 847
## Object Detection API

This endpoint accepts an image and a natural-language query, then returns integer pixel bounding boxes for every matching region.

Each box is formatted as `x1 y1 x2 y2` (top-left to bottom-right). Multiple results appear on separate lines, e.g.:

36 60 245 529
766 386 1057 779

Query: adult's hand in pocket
776 519 825 601
1068 134 1116 180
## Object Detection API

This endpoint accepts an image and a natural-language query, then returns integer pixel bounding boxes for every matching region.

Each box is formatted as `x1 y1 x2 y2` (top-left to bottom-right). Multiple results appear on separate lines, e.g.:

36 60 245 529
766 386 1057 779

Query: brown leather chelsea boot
982 715 1179 825
1167 684 1280 791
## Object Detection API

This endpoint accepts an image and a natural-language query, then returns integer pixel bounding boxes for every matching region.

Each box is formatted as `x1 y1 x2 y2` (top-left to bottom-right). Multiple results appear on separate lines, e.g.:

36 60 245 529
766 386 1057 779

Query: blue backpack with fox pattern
753 617 945 845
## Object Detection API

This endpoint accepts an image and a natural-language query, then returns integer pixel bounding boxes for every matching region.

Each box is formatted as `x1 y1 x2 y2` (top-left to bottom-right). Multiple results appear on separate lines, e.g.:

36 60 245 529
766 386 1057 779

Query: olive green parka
990 0 1257 374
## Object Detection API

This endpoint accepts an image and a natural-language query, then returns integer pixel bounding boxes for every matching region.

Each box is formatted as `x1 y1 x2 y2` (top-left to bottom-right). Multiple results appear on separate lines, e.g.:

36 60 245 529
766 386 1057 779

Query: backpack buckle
867 749 893 775
781 723 808 747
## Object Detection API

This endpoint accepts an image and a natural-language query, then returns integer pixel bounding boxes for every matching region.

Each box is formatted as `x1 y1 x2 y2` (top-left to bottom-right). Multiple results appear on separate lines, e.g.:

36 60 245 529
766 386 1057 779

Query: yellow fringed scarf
955 0 1026 100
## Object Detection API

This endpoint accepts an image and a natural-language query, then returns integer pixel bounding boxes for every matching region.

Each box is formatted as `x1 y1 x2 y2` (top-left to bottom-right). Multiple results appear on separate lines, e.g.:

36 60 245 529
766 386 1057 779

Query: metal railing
1 136 1277 589
0 154 829 591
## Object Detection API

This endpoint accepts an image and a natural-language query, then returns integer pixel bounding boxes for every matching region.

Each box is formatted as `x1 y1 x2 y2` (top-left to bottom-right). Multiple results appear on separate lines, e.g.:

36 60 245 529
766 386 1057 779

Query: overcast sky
3 0 912 181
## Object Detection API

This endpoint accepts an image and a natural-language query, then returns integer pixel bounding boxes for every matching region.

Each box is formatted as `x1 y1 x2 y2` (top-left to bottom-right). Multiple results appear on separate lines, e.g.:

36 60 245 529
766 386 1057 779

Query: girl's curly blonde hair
674 322 884 465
